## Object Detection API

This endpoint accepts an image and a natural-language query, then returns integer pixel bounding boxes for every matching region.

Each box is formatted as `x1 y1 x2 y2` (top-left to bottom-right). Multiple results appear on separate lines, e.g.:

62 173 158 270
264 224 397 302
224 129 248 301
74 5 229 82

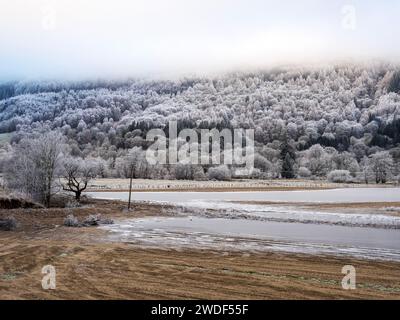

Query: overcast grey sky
1 0 399 80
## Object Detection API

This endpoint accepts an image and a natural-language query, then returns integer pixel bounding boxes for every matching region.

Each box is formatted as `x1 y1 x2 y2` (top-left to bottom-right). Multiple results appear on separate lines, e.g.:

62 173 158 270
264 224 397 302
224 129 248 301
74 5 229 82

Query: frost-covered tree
360 156 372 184
207 165 232 181
327 170 352 183
4 132 64 206
1 63 400 182
369 151 394 184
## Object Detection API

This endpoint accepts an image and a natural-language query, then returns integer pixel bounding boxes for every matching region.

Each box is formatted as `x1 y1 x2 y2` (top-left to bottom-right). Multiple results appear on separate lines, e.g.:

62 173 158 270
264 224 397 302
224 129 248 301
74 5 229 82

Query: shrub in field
63 214 113 227
249 168 262 179
297 167 312 178
100 218 114 225
63 214 79 227
83 214 100 226
0 216 17 231
327 170 352 183
65 199 81 208
193 166 207 181
83 214 114 226
207 165 232 181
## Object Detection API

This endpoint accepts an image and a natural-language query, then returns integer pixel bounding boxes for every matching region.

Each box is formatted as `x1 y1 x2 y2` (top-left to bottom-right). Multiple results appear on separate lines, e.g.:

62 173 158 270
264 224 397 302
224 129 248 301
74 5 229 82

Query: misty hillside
1 63 400 181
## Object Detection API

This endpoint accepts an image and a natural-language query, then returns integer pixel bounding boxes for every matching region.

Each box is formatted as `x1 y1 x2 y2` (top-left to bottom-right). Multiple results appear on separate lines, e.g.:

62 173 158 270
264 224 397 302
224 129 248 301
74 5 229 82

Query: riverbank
87 178 391 192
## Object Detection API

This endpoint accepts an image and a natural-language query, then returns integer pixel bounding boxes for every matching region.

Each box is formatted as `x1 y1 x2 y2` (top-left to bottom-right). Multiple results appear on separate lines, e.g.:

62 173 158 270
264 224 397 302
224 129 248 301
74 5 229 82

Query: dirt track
1 200 400 300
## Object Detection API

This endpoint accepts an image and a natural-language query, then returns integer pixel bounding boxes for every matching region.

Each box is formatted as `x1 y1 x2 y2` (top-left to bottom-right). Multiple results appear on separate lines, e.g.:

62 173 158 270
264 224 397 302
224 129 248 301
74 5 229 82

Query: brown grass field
1 198 400 300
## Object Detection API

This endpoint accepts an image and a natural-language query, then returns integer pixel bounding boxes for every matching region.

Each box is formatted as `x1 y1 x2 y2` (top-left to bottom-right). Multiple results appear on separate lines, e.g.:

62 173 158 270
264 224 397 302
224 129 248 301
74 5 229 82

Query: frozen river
89 187 400 203
91 188 400 260
102 216 400 261
89 188 400 228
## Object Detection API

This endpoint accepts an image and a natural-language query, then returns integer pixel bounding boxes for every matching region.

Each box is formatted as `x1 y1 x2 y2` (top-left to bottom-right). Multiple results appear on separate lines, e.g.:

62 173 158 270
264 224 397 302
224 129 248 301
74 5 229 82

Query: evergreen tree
282 153 295 179
280 137 296 179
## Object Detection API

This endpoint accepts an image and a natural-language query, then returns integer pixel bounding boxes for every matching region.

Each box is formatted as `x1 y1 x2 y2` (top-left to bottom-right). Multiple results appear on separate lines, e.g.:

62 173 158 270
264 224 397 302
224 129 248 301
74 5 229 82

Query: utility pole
128 164 134 211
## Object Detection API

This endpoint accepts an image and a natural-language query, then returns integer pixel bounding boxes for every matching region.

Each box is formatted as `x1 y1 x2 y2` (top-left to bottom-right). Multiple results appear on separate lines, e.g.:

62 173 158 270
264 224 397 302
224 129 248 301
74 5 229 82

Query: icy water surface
89 188 400 228
93 188 400 260
89 188 400 203
102 216 400 261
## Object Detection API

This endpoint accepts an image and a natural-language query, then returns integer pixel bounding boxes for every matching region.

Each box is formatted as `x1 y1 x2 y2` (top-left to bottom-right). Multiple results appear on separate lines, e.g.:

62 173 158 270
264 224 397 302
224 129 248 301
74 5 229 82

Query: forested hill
0 63 400 181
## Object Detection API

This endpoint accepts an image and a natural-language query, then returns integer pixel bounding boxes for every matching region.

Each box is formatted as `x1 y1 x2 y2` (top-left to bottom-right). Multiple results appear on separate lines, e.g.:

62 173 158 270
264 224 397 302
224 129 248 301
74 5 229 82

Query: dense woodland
1 63 400 195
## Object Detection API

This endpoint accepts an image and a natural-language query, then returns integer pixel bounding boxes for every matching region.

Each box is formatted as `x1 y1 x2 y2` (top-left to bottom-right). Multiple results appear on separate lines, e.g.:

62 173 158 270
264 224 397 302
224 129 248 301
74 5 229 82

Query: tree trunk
75 191 81 202
45 191 51 208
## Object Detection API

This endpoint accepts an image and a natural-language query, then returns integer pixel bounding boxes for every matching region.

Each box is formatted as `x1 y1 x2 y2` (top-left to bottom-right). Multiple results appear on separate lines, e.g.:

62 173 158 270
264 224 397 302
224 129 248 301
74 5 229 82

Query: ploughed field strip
1 240 400 299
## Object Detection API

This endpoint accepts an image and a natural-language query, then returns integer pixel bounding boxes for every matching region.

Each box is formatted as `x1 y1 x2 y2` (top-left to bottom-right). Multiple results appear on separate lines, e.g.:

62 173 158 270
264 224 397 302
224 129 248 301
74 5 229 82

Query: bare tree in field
5 132 64 207
61 157 97 202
